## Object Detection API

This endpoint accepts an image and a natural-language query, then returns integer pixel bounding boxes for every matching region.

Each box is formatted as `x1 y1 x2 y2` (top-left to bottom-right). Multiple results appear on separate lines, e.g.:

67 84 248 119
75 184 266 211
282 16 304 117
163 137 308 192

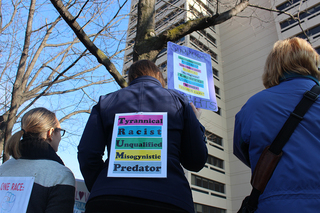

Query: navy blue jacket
234 77 320 212
78 76 208 213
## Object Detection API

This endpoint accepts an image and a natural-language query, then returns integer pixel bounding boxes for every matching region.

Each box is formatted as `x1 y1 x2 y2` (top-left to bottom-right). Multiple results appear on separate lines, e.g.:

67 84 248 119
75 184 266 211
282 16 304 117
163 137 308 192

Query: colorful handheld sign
108 112 167 178
0 177 34 213
74 179 90 213
167 41 218 111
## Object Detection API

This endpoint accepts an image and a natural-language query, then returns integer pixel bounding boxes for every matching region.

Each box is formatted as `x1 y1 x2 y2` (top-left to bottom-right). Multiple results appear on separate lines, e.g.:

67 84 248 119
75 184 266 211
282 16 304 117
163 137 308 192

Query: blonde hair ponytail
5 130 25 159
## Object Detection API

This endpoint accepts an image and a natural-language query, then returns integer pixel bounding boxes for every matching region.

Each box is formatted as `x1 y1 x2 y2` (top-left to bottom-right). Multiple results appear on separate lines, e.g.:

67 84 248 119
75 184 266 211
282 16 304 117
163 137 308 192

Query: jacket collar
129 76 162 87
20 136 64 165
279 72 320 85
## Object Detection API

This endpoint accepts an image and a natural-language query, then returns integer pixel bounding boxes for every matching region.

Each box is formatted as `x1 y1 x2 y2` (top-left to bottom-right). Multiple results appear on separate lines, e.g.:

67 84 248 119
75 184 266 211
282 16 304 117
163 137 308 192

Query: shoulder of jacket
99 90 119 102
166 89 189 103
40 160 75 186
0 159 75 187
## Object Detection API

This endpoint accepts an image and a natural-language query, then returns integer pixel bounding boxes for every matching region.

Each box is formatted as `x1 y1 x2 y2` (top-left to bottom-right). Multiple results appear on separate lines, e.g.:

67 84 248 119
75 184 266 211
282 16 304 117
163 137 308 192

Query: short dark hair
128 60 165 87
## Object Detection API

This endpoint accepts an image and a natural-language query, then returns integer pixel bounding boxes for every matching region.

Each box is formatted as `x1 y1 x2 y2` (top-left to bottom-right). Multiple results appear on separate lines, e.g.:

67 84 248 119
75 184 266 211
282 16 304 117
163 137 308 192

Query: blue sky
57 80 120 179
53 1 130 179
1 0 130 180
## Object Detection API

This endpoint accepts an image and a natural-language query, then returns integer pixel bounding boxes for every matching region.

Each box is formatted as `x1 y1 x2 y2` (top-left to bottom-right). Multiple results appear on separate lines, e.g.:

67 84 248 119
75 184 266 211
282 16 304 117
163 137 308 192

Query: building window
194 0 214 15
158 48 167 56
170 19 185 30
156 0 180 18
206 33 216 45
215 86 220 99
127 38 135 46
161 0 179 10
158 62 167 71
197 29 216 46
214 86 220 95
125 53 133 64
295 24 320 40
175 36 185 45
276 0 303 11
212 67 219 80
205 130 223 146
207 155 224 169
280 4 320 31
129 16 137 26
209 26 215 32
194 203 226 213
190 35 218 62
189 4 204 18
198 29 206 36
131 2 138 10
155 4 184 31
128 27 136 37
191 174 225 193
315 46 320 54
188 0 213 18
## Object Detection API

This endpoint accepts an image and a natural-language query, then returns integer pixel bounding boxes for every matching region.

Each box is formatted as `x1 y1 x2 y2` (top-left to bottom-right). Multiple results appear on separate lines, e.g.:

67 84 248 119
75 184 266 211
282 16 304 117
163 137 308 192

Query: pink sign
179 63 201 73
183 83 199 90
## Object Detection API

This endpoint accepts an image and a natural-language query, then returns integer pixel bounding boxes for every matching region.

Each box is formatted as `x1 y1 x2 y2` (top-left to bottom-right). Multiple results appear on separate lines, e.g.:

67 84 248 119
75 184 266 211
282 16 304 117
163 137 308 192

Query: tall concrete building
123 0 320 212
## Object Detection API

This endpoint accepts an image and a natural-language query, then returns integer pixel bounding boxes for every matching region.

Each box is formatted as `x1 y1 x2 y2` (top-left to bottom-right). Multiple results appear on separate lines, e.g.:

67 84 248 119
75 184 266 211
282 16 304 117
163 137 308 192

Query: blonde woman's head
21 107 59 138
263 37 320 88
5 107 61 159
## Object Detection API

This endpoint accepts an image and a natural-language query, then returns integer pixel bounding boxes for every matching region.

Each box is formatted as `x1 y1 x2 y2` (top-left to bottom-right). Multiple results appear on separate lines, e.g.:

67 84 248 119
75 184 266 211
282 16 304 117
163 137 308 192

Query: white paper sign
0 177 34 213
167 42 218 111
74 179 90 213
108 112 167 178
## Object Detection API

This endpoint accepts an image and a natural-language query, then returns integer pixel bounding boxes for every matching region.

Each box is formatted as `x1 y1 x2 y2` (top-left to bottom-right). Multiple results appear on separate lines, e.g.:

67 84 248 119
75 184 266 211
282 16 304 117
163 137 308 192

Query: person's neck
279 72 320 85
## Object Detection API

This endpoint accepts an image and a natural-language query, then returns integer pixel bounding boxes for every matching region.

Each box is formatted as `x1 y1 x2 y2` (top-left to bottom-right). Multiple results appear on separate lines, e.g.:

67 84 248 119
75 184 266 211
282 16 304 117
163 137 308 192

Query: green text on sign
116 138 162 149
178 56 201 66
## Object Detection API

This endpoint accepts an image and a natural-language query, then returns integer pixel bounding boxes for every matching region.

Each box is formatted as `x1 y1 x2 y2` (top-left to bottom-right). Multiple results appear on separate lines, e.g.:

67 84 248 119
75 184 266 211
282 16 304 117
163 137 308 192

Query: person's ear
47 127 54 141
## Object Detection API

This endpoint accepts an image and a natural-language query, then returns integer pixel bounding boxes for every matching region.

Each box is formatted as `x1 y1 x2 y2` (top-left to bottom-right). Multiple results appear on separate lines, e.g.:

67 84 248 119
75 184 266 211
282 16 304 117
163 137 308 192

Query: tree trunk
0 113 8 161
1 0 36 163
133 0 160 62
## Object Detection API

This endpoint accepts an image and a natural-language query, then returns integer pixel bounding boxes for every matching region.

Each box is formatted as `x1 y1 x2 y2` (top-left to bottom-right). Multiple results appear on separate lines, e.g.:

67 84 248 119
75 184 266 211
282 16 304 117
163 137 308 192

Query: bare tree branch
35 78 114 97
81 88 98 104
248 3 311 43
17 49 88 118
60 109 90 123
22 17 62 93
93 0 129 43
73 0 89 21
50 0 128 88
0 0 22 34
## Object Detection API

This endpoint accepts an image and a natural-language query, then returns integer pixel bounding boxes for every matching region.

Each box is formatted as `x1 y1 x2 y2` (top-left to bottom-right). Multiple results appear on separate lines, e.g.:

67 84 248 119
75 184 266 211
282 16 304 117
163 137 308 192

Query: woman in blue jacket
78 60 208 213
234 37 320 212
